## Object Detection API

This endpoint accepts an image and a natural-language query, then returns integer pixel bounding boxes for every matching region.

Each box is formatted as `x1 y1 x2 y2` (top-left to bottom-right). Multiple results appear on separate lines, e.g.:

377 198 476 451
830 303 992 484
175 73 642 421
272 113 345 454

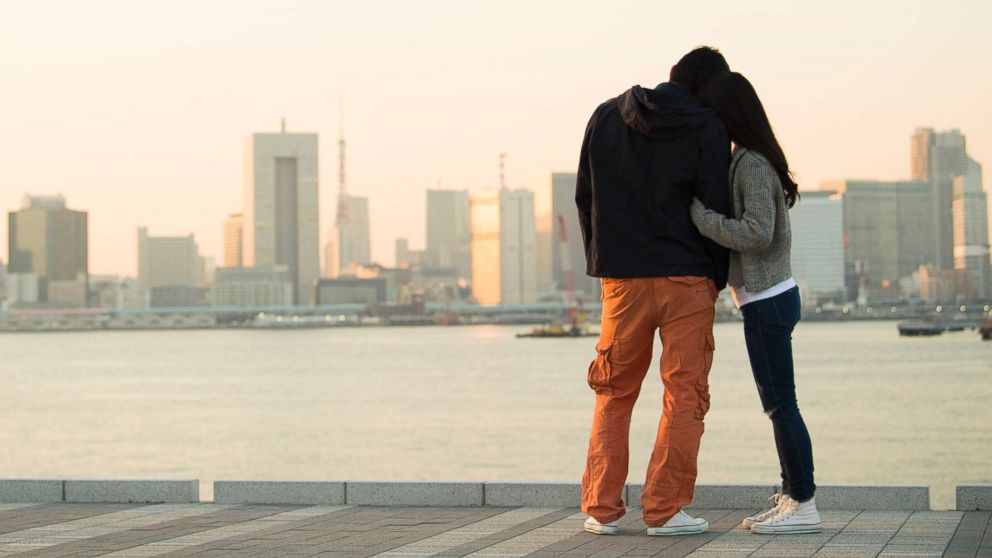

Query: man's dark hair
670 46 729 97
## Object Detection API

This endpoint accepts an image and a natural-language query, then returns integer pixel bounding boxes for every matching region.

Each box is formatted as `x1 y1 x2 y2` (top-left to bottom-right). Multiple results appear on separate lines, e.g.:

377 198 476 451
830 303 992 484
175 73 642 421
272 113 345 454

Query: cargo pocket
587 338 621 394
694 331 715 419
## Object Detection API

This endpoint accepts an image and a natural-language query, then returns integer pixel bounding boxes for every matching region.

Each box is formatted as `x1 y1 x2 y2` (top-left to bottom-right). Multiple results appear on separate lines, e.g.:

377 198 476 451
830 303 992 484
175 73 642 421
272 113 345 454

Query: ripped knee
764 402 799 421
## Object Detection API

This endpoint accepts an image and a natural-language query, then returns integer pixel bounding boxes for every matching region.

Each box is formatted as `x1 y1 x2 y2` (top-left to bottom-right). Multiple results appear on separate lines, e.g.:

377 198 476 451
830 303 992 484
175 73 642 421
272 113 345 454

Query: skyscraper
425 189 471 279
532 171 597 300
789 191 845 302
824 179 934 299
470 189 537 305
952 158 990 299
911 128 968 270
137 227 200 307
223 213 243 267
243 123 319 304
7 195 88 305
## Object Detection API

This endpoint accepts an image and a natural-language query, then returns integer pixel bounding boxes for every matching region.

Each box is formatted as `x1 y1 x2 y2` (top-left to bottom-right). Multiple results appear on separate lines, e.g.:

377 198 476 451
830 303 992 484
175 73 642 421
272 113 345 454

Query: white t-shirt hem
731 277 797 309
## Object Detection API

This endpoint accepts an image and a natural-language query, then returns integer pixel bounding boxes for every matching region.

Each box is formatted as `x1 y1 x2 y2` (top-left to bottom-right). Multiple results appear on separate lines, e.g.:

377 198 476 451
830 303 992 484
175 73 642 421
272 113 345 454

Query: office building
532 171 597 300
470 189 538 305
917 265 973 303
4 272 39 307
314 277 386 305
243 124 319 304
137 227 200 307
953 158 991 299
426 189 471 280
223 213 243 267
790 191 845 302
212 266 293 307
88 274 121 309
911 128 968 270
7 195 88 305
824 179 934 300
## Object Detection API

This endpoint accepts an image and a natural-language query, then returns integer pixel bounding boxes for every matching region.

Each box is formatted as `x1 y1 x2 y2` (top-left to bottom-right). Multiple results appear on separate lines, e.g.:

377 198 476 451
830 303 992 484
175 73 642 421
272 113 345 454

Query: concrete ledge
627 484 778 509
956 485 992 510
0 479 63 503
214 481 345 505
64 480 199 503
346 482 483 507
485 483 582 507
625 484 929 510
813 485 929 510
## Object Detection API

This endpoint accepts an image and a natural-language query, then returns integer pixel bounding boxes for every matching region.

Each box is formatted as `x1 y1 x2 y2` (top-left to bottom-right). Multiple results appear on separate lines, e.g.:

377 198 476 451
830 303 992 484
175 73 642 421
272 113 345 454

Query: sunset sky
1 0 990 276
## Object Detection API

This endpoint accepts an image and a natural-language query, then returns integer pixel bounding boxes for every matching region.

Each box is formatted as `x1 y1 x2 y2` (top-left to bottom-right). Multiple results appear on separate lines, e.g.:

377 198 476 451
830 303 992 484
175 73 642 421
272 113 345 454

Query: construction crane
557 214 583 329
516 215 593 338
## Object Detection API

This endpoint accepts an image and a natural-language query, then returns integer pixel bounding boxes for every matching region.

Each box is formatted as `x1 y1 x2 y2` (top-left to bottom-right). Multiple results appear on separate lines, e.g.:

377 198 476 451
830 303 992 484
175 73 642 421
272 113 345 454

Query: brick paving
0 503 987 557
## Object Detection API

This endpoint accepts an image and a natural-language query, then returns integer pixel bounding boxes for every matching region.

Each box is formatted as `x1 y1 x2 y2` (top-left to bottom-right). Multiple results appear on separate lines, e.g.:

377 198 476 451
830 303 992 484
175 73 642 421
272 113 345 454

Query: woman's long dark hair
703 72 799 208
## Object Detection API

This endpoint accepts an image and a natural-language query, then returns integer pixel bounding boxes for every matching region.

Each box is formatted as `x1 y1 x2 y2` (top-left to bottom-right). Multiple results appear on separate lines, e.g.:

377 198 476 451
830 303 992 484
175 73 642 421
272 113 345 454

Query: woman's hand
690 197 708 221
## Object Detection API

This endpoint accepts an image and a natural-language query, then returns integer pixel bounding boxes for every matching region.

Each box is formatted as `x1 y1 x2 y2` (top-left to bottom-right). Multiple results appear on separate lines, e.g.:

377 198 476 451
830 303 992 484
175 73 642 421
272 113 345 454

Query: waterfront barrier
956 484 992 510
4 479 989 510
0 479 198 503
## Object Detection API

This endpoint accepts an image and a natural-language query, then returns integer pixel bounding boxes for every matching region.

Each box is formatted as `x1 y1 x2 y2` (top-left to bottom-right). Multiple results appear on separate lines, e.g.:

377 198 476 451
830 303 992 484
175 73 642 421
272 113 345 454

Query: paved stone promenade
0 503 987 558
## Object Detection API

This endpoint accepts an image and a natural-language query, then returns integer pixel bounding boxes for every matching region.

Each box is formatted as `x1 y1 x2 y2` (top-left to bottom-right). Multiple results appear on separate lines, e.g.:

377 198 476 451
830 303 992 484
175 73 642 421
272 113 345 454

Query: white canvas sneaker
742 493 789 529
750 496 821 534
646 509 709 536
583 516 619 535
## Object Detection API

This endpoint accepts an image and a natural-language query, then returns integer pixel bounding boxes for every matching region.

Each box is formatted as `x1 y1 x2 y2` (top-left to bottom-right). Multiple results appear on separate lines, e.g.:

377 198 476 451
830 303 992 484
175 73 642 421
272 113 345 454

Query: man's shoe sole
750 523 821 535
646 522 709 536
584 525 618 535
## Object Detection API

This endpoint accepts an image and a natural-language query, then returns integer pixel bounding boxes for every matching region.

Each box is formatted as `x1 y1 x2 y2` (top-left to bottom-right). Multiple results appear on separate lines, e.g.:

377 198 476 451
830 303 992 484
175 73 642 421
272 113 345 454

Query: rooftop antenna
499 152 507 190
336 99 349 225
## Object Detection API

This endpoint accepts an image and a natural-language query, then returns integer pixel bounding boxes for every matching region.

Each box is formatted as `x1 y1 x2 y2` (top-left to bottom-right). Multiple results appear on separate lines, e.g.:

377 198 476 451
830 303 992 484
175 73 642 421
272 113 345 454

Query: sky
1 0 990 276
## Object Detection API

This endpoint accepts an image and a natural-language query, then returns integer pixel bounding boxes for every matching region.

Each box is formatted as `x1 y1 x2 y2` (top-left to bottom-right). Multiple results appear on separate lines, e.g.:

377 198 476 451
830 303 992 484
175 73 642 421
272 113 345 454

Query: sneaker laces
753 494 787 520
767 497 799 523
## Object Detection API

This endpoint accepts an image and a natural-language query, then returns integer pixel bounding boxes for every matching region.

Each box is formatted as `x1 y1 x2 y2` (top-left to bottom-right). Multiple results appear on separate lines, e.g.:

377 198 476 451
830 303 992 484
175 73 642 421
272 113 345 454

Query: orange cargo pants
581 276 717 527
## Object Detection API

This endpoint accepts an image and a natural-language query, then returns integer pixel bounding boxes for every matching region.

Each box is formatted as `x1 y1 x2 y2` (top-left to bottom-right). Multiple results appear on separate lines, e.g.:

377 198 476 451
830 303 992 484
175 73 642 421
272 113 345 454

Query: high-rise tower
911 128 968 270
243 121 319 305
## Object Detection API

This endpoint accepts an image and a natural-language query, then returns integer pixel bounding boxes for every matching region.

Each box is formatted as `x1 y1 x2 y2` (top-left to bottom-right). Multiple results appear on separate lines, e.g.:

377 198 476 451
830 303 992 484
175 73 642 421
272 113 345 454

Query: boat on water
516 323 598 338
897 322 945 336
897 320 986 337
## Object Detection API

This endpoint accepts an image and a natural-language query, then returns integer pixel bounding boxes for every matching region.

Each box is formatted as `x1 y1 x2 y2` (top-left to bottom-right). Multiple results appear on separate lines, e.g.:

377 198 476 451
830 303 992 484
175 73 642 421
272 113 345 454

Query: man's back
575 82 731 288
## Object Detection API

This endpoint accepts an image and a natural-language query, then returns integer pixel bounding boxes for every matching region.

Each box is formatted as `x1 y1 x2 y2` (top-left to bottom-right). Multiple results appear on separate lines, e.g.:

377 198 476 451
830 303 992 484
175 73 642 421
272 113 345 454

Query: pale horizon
2 0 990 276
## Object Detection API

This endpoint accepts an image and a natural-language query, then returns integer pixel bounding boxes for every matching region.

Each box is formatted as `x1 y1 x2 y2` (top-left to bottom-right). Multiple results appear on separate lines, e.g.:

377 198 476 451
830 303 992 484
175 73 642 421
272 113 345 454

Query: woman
690 72 820 535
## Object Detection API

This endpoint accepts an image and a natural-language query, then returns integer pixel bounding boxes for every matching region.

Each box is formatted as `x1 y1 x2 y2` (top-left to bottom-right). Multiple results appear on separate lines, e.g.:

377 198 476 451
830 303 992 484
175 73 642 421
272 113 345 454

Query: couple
574 46 819 536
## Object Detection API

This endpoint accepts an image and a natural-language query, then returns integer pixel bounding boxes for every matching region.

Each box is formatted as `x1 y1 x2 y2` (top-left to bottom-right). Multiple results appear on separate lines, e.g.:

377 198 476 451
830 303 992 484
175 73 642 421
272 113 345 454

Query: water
0 321 988 509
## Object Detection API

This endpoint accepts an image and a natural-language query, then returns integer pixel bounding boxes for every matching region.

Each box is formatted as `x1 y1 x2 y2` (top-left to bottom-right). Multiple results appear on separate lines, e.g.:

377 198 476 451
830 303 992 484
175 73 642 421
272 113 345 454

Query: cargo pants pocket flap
587 338 621 394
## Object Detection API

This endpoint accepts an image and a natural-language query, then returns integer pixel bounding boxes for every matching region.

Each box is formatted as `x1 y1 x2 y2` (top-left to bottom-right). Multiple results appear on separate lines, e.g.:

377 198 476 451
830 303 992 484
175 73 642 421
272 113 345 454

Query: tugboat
517 322 597 338
897 321 945 336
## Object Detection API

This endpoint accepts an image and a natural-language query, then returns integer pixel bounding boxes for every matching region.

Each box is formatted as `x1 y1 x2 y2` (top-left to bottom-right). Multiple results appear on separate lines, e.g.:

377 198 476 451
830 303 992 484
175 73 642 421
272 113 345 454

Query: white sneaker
583 516 619 535
742 493 788 529
750 496 821 534
646 509 709 536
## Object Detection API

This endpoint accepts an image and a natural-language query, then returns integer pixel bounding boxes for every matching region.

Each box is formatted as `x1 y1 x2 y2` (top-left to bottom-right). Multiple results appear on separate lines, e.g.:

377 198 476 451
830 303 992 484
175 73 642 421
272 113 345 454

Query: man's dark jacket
575 82 731 289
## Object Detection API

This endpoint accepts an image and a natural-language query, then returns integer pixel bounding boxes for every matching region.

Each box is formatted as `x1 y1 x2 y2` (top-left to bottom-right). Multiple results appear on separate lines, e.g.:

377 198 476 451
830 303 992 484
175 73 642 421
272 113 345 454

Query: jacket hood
619 82 717 140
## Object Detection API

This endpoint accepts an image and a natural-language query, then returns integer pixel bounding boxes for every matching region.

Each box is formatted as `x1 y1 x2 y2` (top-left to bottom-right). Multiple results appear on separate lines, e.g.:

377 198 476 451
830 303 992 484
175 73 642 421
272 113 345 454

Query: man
575 46 731 536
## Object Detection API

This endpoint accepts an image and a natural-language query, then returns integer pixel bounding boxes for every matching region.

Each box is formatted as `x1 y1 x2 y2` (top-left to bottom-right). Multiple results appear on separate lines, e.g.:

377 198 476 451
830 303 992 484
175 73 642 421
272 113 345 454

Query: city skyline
1 1 991 276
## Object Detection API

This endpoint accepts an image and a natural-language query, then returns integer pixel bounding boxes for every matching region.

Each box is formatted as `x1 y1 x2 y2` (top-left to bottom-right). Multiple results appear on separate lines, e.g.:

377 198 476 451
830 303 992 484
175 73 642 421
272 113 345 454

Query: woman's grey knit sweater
690 148 792 292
